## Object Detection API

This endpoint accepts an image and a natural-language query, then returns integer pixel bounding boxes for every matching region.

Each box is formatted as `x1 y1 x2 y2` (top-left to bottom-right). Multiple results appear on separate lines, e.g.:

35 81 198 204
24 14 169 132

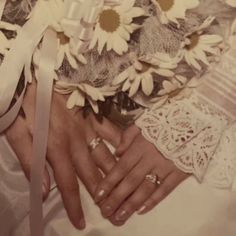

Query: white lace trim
135 91 235 186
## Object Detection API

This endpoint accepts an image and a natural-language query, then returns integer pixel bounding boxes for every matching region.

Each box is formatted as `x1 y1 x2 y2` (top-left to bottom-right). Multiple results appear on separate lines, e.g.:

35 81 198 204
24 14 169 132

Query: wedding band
145 173 161 186
88 137 102 152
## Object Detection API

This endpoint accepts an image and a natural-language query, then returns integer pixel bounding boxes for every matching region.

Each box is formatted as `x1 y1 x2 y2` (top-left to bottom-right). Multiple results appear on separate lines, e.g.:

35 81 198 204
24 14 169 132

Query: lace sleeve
135 48 236 188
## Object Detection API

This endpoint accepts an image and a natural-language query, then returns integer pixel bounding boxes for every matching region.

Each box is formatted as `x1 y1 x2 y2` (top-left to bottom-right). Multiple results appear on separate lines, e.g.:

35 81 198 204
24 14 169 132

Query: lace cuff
136 49 236 187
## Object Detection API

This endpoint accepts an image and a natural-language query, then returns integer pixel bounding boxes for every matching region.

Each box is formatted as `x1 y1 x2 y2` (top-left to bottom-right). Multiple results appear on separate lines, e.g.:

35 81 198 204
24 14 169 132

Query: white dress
1 134 236 236
1 1 236 236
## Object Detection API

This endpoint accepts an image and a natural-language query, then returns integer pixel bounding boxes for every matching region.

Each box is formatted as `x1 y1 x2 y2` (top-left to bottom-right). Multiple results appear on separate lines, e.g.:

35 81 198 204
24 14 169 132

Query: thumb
116 125 140 157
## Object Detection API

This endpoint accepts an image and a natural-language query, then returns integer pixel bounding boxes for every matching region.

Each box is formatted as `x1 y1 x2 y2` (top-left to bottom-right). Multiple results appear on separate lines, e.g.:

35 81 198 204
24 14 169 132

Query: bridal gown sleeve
136 47 236 189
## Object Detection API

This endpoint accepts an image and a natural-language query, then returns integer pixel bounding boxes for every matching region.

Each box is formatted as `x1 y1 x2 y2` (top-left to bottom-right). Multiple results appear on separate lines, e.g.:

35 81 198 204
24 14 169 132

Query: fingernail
115 210 128 221
78 218 86 230
137 205 147 215
102 205 113 217
95 189 105 202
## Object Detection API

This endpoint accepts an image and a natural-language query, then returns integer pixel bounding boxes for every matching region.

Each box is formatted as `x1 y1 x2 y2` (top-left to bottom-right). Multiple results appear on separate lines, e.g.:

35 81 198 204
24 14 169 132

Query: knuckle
123 200 137 211
125 174 139 186
100 179 115 191
118 161 129 173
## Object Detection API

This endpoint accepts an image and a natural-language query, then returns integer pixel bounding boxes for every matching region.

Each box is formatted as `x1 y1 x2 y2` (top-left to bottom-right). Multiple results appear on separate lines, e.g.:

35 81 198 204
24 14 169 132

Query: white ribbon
0 1 49 132
62 0 120 55
30 28 58 236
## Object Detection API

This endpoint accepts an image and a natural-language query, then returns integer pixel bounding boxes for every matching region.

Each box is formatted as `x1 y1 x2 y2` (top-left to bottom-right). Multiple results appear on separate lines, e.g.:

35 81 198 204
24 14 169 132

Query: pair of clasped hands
5 82 188 229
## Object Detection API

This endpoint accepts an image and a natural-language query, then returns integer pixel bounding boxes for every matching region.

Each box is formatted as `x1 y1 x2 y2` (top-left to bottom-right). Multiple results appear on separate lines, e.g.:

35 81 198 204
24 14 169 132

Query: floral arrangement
0 0 235 119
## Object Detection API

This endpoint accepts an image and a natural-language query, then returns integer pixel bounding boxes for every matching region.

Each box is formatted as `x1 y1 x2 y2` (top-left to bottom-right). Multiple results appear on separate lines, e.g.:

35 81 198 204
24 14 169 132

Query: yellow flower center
57 32 69 45
99 9 120 33
156 0 174 12
186 33 200 50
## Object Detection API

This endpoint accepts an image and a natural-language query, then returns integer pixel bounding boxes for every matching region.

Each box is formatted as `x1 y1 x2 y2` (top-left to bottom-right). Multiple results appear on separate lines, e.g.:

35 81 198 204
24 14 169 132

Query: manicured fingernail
102 205 113 217
115 210 128 221
95 189 105 202
78 218 86 230
137 205 147 215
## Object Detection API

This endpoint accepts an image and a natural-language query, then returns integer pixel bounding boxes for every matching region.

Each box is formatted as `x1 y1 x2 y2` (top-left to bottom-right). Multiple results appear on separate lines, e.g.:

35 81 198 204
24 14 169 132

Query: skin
5 81 189 229
95 125 189 225
5 82 122 229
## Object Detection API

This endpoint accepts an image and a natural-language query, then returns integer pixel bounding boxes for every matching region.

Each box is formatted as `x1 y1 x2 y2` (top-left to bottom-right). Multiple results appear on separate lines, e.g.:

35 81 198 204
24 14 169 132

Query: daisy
55 81 117 113
151 0 199 25
56 32 87 70
89 0 145 55
225 0 236 7
182 17 223 70
113 56 176 97
157 75 188 96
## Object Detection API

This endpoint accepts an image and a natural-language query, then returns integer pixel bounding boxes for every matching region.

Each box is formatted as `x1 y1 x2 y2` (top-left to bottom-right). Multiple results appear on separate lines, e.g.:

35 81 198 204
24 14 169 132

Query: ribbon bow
61 0 120 55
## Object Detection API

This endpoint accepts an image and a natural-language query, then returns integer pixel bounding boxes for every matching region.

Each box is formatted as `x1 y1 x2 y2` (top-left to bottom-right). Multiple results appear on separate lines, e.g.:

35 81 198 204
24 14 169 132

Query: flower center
156 0 174 12
99 9 120 33
57 32 69 45
186 33 200 50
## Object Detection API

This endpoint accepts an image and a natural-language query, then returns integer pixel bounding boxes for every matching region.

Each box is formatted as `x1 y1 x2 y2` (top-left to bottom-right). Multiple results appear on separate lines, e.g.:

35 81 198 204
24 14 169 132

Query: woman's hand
94 125 189 225
5 81 121 230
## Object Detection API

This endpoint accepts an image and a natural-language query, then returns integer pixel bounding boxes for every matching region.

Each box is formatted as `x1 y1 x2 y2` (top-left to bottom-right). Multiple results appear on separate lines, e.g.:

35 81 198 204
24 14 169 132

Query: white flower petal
65 49 79 69
192 48 209 66
129 76 141 97
185 52 201 70
67 90 79 109
155 68 175 77
142 75 154 96
113 70 129 85
199 35 223 44
88 99 99 114
112 35 129 55
75 91 85 107
122 79 132 91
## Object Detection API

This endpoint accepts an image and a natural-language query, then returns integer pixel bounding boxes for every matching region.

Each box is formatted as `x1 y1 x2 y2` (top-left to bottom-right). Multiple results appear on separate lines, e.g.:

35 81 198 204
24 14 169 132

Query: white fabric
1 135 236 236
136 45 236 188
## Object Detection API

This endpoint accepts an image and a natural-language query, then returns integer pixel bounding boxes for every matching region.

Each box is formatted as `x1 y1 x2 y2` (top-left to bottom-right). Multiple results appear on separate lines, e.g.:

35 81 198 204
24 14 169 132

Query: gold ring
88 137 102 152
145 173 161 186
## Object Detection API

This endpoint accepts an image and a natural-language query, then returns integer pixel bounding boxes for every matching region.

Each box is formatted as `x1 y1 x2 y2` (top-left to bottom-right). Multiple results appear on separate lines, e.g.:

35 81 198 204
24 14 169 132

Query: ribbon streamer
0 1 49 132
30 28 58 236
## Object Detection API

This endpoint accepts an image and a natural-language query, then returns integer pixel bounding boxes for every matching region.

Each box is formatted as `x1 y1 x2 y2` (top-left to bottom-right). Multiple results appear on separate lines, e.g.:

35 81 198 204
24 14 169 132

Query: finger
91 140 117 174
137 170 188 215
70 138 103 197
48 150 86 230
113 173 157 222
94 142 143 203
90 115 122 148
116 125 140 156
99 159 153 218
5 117 50 198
